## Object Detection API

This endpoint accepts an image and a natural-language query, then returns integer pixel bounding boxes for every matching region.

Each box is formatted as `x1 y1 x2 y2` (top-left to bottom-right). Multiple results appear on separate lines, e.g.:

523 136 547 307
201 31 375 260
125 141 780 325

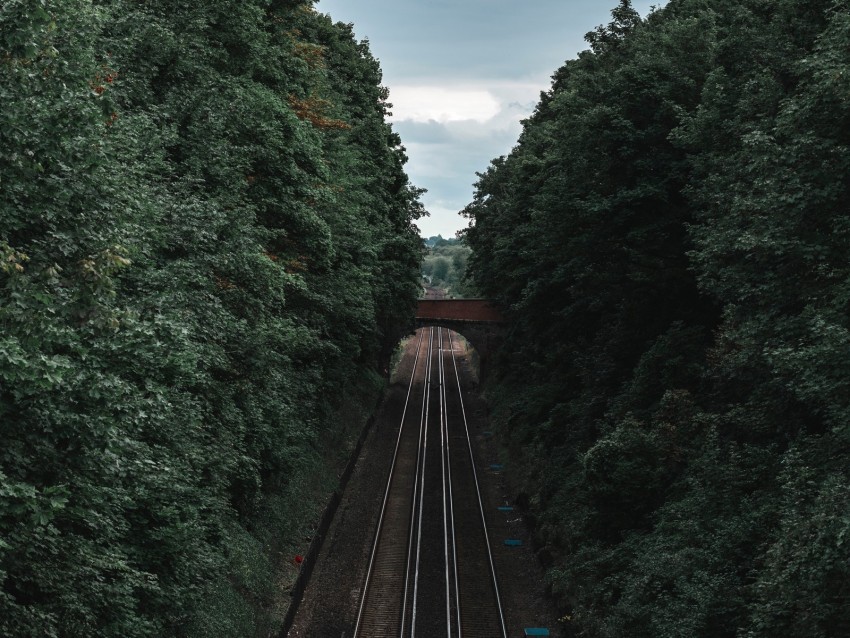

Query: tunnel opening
392 326 485 391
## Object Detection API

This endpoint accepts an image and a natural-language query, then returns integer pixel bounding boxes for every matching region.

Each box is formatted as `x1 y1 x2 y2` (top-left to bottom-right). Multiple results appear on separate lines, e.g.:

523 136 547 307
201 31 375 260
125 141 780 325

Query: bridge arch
414 299 505 379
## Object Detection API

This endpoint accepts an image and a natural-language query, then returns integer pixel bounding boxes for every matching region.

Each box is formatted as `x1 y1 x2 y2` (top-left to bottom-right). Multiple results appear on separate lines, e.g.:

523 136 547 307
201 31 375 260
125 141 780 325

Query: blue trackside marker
497 506 514 512
524 629 550 637
490 463 504 471
482 431 494 437
504 539 523 547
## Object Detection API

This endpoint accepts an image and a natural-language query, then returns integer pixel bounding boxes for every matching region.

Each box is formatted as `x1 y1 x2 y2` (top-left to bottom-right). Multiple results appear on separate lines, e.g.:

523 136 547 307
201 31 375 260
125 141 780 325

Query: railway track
354 327 506 638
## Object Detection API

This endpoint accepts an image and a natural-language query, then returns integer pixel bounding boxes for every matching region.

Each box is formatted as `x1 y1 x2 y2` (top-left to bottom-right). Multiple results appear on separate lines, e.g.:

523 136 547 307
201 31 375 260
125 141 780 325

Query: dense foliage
0 1 422 635
463 0 850 635
420 236 476 297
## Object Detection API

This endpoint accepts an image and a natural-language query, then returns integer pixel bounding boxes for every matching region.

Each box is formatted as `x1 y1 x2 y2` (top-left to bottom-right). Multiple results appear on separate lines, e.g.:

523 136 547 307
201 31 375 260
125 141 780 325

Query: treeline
463 0 849 635
420 237 476 297
0 1 422 636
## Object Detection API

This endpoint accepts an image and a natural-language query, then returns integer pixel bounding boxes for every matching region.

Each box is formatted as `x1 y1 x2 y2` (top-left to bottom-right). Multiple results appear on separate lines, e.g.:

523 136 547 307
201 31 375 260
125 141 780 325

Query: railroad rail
354 327 506 637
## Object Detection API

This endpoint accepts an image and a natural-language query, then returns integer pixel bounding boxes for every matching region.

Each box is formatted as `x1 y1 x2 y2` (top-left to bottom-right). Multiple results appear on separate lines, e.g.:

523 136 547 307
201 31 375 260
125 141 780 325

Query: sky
316 0 667 238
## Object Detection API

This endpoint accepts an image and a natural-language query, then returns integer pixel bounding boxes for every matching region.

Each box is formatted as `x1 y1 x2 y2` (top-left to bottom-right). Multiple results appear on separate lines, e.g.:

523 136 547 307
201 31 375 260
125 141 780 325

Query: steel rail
354 327 506 637
440 329 462 637
437 329 455 636
447 330 508 638
443 331 462 637
439 329 451 636
410 326 436 637
405 326 433 636
353 328 427 638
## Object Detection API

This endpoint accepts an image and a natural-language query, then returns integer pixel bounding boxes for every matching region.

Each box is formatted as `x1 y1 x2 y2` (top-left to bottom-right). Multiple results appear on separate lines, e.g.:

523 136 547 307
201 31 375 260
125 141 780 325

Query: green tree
1 1 424 635
463 0 850 635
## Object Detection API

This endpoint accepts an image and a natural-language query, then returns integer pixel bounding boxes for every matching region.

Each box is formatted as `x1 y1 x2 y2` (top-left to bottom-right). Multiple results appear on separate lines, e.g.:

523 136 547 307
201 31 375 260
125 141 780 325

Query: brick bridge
415 299 505 378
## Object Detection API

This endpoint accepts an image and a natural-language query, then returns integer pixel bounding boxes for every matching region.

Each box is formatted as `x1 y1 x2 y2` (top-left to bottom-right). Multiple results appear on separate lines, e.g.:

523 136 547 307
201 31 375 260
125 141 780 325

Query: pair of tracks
354 328 506 638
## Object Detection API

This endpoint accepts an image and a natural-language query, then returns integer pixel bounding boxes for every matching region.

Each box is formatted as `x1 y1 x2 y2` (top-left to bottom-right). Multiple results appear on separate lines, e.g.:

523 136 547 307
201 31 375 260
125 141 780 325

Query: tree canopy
420 238 477 298
463 0 850 635
0 1 422 635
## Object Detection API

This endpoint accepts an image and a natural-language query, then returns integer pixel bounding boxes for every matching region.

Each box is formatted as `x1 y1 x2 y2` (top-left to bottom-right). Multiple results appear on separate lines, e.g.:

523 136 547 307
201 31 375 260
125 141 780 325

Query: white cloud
391 81 542 237
417 203 471 239
319 0 670 236
389 86 501 123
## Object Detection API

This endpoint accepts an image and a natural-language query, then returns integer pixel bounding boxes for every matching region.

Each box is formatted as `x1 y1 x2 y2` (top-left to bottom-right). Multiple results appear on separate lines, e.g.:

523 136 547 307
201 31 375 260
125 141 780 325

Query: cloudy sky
316 0 666 238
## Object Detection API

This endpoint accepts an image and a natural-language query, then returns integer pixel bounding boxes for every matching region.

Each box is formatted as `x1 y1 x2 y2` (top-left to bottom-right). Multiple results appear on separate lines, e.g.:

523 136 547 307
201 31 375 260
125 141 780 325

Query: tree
1 1 424 635
462 0 850 635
